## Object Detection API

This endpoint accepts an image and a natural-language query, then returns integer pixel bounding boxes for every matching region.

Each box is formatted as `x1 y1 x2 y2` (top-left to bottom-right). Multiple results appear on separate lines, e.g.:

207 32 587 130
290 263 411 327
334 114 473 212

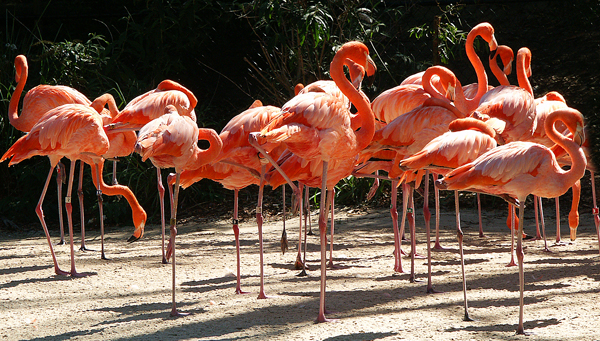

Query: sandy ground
2 202 600 341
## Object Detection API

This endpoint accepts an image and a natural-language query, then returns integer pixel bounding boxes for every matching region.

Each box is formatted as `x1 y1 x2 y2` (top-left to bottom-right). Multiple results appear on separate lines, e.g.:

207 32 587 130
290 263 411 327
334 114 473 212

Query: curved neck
8 55 28 131
157 79 198 110
422 67 452 101
465 27 490 103
91 93 120 118
545 109 587 188
449 117 496 137
330 45 375 152
516 48 533 96
489 47 512 86
186 128 223 170
90 160 147 231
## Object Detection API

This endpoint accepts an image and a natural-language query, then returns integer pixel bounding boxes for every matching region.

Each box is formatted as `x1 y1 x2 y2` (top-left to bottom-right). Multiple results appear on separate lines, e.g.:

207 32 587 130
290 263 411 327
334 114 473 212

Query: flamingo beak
128 222 145 243
574 124 585 147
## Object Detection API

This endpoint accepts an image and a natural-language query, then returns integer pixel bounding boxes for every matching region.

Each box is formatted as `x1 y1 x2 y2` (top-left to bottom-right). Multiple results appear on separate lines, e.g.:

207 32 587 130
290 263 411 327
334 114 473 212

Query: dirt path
1 205 600 340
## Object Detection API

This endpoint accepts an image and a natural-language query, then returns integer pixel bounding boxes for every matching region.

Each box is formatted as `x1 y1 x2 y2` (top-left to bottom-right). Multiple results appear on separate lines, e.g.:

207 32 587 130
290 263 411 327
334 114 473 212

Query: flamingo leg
327 189 337 268
591 171 600 254
477 193 485 238
391 180 405 273
78 162 92 251
65 160 90 278
112 159 118 186
317 161 335 323
167 172 188 317
515 200 528 335
455 191 472 321
56 162 66 245
94 163 107 260
37 164 69 276
424 172 439 293
281 184 288 255
294 183 306 270
157 167 168 264
533 195 542 240
232 188 249 294
507 205 517 267
434 174 448 248
407 184 417 283
538 196 551 252
400 182 409 244
257 165 269 299
306 187 314 236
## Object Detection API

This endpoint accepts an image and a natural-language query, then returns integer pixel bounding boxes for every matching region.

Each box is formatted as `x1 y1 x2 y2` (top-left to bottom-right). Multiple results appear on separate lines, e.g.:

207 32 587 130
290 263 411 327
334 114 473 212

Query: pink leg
400 183 409 244
327 189 338 269
56 162 66 245
232 189 249 294
433 174 448 249
297 183 308 276
281 185 288 255
591 171 600 254
506 205 517 267
477 193 485 238
166 173 188 317
391 181 405 273
538 196 551 252
306 187 314 236
78 162 92 251
533 196 542 240
157 168 168 264
515 200 528 335
37 164 69 276
317 162 335 323
423 172 439 293
64 161 92 278
296 184 306 271
407 184 417 283
256 165 269 299
454 191 472 320
112 159 118 186
94 163 107 260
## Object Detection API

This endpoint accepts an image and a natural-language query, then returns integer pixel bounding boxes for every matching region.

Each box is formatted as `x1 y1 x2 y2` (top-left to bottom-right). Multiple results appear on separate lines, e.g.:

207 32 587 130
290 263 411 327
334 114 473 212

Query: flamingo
106 79 198 263
8 55 94 245
249 41 376 323
1 101 144 277
437 108 586 334
399 117 497 317
135 105 222 316
175 101 284 297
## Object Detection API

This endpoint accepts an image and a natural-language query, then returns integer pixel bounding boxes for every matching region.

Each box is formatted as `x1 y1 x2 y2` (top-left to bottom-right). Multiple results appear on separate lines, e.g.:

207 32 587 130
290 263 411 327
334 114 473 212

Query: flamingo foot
542 247 553 253
516 326 531 335
70 270 95 278
412 252 426 259
54 267 70 276
463 312 475 322
235 287 251 295
426 286 443 294
79 245 95 252
296 269 308 277
506 258 517 267
316 314 338 323
432 242 450 250
56 239 66 246
162 256 169 264
170 309 190 317
394 265 407 274
101 252 109 260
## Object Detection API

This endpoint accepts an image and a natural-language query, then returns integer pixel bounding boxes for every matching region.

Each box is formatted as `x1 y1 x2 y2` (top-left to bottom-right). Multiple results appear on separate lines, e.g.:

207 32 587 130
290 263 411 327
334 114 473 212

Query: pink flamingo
135 105 222 316
249 41 376 322
437 108 586 334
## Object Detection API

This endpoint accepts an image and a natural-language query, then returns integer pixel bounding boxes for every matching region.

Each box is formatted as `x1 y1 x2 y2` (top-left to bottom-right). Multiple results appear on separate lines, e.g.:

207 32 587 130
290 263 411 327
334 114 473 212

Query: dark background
1 0 598 232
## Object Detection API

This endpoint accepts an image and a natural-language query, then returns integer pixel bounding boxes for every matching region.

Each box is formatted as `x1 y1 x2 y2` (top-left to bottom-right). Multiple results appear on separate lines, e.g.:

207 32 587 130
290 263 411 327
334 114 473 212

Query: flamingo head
128 209 146 243
14 55 27 83
472 22 498 51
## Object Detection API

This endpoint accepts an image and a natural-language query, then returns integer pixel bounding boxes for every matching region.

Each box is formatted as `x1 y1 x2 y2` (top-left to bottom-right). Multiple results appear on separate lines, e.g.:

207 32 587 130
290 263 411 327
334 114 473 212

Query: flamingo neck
90 160 147 232
516 49 533 96
422 68 451 101
490 52 510 86
545 109 587 190
330 48 374 152
185 128 223 170
465 28 489 104
91 93 120 118
8 56 28 132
